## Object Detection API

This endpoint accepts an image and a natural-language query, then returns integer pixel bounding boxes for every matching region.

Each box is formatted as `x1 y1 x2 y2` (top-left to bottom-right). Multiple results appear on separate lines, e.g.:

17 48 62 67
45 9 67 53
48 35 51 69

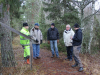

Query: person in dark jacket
71 23 83 72
47 23 59 58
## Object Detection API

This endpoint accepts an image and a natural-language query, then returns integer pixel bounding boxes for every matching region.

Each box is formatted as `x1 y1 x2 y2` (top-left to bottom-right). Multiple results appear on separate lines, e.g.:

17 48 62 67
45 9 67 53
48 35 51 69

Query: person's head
66 24 71 31
74 23 80 30
51 23 55 28
34 23 39 29
23 23 29 30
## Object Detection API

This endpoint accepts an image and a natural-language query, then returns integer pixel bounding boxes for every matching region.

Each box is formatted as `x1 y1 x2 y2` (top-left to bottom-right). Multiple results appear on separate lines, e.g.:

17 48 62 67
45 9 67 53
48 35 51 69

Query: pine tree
0 0 22 67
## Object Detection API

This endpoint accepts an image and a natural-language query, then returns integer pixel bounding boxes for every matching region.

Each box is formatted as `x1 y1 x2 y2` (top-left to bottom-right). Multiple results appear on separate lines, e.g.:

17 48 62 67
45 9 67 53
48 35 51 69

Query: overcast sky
78 0 100 10
95 0 100 10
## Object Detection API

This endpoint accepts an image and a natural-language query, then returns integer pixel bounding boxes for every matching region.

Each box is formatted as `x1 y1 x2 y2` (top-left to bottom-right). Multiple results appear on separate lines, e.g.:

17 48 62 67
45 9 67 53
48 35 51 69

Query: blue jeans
50 40 59 57
32 44 40 58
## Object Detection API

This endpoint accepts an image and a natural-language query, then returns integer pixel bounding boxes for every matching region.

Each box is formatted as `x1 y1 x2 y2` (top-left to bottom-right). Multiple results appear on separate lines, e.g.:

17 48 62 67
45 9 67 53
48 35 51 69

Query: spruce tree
43 0 80 25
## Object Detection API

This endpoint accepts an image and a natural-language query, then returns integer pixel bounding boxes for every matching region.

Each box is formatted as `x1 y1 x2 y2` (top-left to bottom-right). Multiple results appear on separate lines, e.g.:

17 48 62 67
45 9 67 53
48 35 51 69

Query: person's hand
40 40 42 44
28 35 32 39
57 40 59 43
35 39 39 43
48 41 50 44
70 36 73 40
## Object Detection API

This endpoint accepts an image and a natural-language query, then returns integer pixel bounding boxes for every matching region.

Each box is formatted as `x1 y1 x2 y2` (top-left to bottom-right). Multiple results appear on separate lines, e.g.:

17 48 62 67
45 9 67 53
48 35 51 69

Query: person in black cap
71 23 83 72
20 23 30 64
47 23 60 58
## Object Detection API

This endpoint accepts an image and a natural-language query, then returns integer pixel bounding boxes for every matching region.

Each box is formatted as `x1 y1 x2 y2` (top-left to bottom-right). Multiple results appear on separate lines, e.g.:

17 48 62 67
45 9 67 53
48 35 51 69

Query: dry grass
81 53 100 75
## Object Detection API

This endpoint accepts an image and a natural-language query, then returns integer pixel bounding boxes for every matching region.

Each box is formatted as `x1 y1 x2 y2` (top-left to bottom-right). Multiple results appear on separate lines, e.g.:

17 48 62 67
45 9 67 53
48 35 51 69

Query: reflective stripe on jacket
20 27 30 46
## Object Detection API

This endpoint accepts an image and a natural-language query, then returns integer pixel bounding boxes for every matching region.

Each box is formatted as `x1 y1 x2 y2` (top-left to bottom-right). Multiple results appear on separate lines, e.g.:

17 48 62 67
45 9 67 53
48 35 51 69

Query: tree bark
0 5 15 67
88 0 95 54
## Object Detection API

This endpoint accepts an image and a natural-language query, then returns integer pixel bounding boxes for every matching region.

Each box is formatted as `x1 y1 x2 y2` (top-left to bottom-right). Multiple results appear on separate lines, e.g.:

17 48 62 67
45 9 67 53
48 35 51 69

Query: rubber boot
27 58 30 64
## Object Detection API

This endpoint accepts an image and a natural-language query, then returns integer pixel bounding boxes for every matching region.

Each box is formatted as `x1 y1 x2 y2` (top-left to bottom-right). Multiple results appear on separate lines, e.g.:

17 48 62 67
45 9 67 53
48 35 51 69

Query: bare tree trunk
88 0 95 54
0 5 15 67
80 8 85 53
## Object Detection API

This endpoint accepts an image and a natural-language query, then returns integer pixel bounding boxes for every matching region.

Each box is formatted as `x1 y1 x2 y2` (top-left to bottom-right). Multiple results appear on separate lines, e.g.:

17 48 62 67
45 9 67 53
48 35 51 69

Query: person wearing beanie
47 23 60 58
30 23 43 60
20 23 30 64
71 23 83 72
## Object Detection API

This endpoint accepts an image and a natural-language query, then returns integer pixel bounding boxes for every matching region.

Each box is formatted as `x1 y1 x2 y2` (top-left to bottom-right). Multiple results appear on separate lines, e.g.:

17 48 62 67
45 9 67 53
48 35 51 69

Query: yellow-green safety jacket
20 27 30 46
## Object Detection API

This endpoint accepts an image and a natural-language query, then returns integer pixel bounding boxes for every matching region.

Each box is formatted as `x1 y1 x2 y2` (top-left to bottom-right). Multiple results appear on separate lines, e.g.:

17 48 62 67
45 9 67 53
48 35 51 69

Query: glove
40 40 42 44
35 39 39 43
57 40 59 43
48 41 50 44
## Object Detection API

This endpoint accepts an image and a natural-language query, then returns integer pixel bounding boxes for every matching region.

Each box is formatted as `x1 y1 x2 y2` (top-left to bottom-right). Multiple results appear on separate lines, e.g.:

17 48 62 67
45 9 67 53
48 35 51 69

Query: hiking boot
79 67 83 72
69 59 72 61
33 57 37 60
57 56 60 58
36 57 41 59
72 64 78 68
51 55 54 58
65 57 69 60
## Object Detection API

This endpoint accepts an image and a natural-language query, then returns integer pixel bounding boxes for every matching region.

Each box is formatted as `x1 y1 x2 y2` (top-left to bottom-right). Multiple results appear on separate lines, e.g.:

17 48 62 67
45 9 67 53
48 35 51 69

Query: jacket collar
23 27 28 31
75 28 80 32
50 27 55 30
64 28 72 33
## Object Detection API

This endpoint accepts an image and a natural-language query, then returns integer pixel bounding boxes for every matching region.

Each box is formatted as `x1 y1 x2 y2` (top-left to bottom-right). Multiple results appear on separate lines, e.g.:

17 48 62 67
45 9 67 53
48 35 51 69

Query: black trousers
66 46 73 59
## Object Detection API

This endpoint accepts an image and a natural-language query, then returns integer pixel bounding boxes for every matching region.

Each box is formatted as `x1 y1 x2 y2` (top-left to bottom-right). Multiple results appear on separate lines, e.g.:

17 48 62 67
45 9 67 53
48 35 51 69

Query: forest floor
0 36 100 75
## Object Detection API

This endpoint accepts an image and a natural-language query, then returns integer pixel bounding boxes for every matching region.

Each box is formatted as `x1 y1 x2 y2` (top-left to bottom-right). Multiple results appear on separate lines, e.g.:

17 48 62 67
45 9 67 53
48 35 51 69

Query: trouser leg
50 40 55 56
54 40 59 57
73 46 83 67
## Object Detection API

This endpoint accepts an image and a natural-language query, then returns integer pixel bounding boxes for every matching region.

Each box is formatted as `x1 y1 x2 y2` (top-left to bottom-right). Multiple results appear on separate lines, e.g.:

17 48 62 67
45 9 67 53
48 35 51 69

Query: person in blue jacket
71 23 83 72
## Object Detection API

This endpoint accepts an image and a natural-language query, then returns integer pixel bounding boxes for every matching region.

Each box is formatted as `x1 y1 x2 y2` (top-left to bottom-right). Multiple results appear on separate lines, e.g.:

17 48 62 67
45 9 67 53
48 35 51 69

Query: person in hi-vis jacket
20 23 30 64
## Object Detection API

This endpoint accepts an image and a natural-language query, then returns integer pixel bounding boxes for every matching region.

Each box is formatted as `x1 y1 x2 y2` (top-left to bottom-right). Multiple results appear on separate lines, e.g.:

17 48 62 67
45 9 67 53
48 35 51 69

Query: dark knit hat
23 23 28 27
34 23 39 26
74 23 79 28
51 23 55 26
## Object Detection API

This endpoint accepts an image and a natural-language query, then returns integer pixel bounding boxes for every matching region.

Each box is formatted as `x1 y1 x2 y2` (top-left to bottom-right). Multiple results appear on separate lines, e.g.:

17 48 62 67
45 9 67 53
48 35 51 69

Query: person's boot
36 57 41 59
65 57 69 60
79 67 83 72
72 64 78 68
51 54 54 58
33 57 37 60
27 58 30 64
57 56 60 58
69 59 72 61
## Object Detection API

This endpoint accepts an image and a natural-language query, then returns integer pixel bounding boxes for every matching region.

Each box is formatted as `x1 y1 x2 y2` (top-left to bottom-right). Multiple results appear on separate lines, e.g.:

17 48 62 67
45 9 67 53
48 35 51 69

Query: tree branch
83 8 100 21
